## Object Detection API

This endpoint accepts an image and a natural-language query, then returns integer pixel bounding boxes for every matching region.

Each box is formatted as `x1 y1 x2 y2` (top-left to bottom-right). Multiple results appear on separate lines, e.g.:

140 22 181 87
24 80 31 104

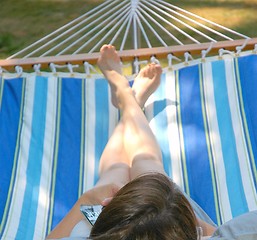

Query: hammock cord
6 0 250 60
120 14 134 51
144 0 216 43
137 4 181 46
131 0 139 50
142 1 201 44
137 6 169 48
156 0 249 40
43 1 130 56
61 4 129 56
135 13 153 49
88 10 132 53
73 4 131 54
151 0 233 41
38 0 126 57
108 12 131 47
7 0 115 59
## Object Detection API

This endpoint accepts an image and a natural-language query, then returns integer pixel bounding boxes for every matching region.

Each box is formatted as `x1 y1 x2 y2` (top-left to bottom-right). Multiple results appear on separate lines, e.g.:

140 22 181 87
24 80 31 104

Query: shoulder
210 211 257 240
69 219 92 238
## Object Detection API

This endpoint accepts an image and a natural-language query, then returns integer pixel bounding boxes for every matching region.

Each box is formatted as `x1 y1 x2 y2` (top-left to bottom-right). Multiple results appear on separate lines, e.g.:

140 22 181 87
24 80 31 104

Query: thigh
130 153 166 180
95 163 130 189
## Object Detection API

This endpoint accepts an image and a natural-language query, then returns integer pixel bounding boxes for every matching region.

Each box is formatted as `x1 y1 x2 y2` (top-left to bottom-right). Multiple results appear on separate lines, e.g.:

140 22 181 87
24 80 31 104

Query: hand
47 184 121 239
80 183 120 205
101 197 113 206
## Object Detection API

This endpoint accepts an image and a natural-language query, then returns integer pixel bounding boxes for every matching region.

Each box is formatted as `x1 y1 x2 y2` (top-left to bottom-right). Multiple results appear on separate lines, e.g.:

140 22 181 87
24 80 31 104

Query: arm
46 183 120 239
197 218 216 237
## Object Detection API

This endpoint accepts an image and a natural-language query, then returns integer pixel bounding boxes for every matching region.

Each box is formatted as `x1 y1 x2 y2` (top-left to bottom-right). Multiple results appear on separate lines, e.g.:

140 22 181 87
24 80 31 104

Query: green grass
0 0 257 59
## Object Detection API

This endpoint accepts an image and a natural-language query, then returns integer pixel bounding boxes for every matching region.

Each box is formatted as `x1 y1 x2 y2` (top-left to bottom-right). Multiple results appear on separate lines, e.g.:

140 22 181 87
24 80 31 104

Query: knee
132 153 162 166
131 153 165 174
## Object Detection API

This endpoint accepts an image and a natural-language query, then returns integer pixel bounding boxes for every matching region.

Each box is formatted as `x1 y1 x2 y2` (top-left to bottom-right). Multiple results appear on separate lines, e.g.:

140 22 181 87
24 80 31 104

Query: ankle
135 94 146 108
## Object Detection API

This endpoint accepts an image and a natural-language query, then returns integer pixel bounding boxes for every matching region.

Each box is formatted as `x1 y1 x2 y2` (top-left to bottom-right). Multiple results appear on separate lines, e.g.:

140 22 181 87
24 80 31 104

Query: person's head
90 173 198 240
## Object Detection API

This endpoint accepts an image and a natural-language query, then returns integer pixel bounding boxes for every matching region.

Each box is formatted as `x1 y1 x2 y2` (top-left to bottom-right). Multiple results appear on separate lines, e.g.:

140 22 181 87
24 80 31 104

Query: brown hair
90 173 198 240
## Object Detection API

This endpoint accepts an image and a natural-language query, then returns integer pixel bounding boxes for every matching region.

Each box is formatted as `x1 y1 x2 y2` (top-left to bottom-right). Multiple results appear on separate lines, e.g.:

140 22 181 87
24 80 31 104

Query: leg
98 45 166 182
96 47 164 188
97 62 164 187
47 45 165 239
95 122 130 189
127 64 166 179
95 45 130 188
132 62 162 108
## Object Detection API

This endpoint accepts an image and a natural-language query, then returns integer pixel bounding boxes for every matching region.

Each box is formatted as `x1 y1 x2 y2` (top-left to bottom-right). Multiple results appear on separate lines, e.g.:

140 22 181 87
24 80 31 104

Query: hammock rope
136 4 182 46
155 0 249 40
71 4 131 55
5 0 251 61
140 1 202 44
1 38 257 72
7 0 117 59
32 1 130 57
144 0 217 42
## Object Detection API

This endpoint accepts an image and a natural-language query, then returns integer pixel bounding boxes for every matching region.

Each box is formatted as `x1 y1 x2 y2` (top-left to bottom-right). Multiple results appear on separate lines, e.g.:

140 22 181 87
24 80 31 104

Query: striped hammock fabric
0 52 257 239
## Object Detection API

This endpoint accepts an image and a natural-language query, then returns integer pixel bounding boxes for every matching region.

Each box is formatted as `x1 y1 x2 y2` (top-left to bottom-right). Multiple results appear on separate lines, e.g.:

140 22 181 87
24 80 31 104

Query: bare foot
97 45 131 108
132 63 162 108
97 44 122 77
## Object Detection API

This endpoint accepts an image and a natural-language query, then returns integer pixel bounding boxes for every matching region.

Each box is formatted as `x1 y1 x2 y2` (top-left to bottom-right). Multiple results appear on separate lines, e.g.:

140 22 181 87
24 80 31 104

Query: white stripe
165 70 184 189
2 74 36 238
225 57 257 211
33 75 58 239
202 62 232 223
84 77 96 191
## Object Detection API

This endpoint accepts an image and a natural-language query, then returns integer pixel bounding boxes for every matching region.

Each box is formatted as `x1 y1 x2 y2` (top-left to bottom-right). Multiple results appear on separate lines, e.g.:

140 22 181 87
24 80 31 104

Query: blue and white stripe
201 61 231 223
1 51 257 239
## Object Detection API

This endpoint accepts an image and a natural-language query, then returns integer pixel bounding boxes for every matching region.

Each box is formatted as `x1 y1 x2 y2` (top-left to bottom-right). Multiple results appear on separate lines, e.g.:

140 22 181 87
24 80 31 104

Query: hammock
1 1 257 239
1 50 257 239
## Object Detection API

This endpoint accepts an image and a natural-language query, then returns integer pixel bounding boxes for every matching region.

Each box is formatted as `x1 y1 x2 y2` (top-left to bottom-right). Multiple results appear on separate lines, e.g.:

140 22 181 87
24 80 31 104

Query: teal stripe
16 76 48 239
153 73 172 176
94 78 109 184
211 60 248 217
199 64 222 225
